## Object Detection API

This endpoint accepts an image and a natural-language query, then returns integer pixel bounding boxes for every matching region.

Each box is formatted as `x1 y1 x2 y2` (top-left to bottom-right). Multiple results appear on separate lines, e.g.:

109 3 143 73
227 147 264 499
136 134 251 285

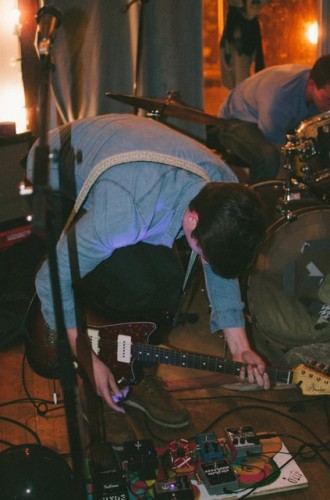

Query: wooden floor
0 280 329 499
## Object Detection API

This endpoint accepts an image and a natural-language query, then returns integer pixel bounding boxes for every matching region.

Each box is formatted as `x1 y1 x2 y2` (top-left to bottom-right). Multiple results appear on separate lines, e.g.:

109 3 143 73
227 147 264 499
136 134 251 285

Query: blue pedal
196 432 224 463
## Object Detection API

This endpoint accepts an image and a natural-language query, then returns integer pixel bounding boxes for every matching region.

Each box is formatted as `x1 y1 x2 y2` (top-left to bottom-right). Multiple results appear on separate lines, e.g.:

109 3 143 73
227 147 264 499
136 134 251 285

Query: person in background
207 54 330 184
27 114 269 450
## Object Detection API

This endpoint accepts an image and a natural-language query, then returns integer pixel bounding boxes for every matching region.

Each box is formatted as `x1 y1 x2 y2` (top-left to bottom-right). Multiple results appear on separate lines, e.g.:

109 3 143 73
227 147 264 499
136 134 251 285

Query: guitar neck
131 343 293 385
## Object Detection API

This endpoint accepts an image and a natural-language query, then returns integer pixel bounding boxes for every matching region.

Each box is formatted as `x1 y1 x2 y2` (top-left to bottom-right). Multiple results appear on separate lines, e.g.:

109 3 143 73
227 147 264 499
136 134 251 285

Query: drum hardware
290 112 330 198
105 91 225 126
279 137 314 220
295 110 330 140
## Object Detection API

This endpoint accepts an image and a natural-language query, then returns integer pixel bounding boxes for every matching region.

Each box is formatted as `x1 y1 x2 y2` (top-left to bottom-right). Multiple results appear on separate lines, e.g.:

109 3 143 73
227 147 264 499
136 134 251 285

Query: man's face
312 83 330 112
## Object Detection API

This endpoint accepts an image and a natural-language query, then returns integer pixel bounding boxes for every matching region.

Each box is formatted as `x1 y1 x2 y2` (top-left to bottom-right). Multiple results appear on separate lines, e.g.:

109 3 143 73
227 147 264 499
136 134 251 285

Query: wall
203 0 318 112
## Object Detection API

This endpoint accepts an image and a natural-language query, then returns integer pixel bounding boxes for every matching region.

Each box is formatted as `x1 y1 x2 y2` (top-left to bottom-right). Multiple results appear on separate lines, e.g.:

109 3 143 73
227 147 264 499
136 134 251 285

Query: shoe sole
124 400 190 428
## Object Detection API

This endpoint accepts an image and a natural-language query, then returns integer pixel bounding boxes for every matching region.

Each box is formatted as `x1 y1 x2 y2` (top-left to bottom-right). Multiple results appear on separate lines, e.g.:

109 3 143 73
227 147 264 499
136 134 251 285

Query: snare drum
293 111 330 191
246 181 330 352
251 180 321 227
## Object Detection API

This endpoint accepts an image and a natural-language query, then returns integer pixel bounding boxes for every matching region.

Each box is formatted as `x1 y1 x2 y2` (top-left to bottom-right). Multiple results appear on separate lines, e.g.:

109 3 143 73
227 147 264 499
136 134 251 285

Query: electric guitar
25 299 330 396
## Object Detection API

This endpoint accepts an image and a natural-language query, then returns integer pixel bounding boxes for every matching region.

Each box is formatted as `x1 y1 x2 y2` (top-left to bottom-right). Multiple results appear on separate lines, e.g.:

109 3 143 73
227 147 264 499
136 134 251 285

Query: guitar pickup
117 334 132 363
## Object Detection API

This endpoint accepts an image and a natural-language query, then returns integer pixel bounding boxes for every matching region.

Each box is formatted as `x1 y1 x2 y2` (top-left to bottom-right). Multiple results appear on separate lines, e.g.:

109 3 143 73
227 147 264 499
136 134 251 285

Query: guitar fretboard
131 343 293 384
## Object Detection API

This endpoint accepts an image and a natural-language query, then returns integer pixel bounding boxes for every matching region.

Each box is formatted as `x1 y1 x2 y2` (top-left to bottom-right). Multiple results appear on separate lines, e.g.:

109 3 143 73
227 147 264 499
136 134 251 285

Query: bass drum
247 181 330 358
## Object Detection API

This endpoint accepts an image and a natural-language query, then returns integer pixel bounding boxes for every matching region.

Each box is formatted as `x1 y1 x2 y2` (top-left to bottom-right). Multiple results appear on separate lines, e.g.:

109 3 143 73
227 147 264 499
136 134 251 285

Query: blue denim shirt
219 65 318 145
27 114 244 332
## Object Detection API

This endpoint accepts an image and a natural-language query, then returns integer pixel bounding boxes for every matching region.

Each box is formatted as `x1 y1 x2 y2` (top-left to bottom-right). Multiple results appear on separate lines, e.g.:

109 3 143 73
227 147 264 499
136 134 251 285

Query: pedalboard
154 475 195 500
225 426 261 457
87 427 267 498
196 432 224 463
197 459 239 495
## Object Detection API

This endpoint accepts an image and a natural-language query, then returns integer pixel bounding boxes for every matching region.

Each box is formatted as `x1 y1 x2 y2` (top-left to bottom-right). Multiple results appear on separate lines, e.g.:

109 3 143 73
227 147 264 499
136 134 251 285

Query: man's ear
187 210 199 230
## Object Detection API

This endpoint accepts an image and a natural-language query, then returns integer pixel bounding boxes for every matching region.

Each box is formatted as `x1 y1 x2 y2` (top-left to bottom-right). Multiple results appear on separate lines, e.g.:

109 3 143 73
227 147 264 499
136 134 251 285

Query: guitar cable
21 349 65 416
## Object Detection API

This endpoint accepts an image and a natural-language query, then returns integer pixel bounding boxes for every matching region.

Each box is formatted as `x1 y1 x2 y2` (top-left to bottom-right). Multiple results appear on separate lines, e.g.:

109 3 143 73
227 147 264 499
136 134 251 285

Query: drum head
247 206 330 348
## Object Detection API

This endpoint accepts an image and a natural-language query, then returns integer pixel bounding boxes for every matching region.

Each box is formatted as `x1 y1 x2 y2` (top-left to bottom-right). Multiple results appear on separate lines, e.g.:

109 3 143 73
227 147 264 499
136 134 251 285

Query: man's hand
67 327 129 411
223 327 270 390
234 349 270 389
91 354 130 411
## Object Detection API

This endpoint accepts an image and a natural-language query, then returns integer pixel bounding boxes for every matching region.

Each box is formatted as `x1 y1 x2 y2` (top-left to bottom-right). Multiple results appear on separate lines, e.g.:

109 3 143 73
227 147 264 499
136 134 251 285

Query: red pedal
168 439 194 473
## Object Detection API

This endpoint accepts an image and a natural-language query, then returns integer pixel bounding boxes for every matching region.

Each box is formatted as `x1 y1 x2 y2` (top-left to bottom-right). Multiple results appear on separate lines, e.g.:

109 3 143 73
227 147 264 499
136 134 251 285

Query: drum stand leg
280 138 303 216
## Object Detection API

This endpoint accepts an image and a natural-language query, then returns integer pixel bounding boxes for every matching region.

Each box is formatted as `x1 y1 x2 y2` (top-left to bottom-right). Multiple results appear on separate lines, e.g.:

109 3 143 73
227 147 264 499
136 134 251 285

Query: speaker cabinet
0 132 33 227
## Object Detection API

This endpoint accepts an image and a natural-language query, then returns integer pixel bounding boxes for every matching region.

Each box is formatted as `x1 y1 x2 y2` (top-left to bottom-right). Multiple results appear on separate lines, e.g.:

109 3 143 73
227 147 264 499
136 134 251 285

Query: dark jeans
208 120 281 184
76 242 185 341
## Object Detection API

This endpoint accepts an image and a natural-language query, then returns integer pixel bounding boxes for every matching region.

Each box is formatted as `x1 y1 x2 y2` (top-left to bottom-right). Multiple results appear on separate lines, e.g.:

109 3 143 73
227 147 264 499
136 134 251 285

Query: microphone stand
121 0 151 113
32 25 88 500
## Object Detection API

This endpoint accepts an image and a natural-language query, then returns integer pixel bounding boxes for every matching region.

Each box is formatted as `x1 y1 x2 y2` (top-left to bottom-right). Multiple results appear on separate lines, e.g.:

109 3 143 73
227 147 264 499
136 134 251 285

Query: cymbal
105 92 224 127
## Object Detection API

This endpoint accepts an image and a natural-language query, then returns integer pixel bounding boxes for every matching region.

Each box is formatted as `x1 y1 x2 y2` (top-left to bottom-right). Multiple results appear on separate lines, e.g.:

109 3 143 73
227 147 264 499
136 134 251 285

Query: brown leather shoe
103 406 137 450
124 376 190 428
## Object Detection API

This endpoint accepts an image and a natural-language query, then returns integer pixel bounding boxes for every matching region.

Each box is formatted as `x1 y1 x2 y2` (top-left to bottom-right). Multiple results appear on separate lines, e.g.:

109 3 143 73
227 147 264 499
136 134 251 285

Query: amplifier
0 132 32 227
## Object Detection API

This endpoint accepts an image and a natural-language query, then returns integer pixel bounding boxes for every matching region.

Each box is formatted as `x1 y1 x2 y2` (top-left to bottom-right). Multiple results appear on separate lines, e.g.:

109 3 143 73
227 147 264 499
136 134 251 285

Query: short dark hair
189 183 267 279
309 54 330 88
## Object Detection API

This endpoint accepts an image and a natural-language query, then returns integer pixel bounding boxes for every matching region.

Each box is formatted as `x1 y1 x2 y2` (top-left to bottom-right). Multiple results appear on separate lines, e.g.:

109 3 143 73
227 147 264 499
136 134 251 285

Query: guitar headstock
292 362 330 396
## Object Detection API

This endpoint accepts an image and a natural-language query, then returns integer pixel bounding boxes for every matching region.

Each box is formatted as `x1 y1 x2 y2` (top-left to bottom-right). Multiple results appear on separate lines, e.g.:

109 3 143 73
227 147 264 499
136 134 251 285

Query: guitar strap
61 150 210 235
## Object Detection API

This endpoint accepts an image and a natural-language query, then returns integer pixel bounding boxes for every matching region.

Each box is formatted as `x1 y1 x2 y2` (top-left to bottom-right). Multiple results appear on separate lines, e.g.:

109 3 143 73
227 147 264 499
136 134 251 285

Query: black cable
201 404 330 467
0 416 41 445
21 349 64 415
178 391 323 409
0 439 16 447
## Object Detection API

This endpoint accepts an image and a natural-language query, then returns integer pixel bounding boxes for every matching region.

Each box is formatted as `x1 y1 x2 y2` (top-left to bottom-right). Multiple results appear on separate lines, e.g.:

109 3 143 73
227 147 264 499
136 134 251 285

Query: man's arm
223 326 270 389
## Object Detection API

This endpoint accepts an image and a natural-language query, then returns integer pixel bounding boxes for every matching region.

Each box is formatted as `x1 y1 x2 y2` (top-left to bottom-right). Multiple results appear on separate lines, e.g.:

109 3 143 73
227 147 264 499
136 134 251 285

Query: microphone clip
35 5 62 59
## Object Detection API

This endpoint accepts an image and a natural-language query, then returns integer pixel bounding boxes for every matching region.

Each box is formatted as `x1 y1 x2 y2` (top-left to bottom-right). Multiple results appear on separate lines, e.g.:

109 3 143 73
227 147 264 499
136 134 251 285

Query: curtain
317 0 330 56
47 0 204 139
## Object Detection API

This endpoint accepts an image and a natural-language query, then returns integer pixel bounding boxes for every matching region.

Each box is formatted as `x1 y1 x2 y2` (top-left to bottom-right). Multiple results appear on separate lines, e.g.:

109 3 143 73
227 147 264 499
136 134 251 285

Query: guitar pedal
225 426 261 457
154 475 194 500
90 442 128 500
197 459 239 495
196 432 224 463
121 439 158 480
167 439 195 474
